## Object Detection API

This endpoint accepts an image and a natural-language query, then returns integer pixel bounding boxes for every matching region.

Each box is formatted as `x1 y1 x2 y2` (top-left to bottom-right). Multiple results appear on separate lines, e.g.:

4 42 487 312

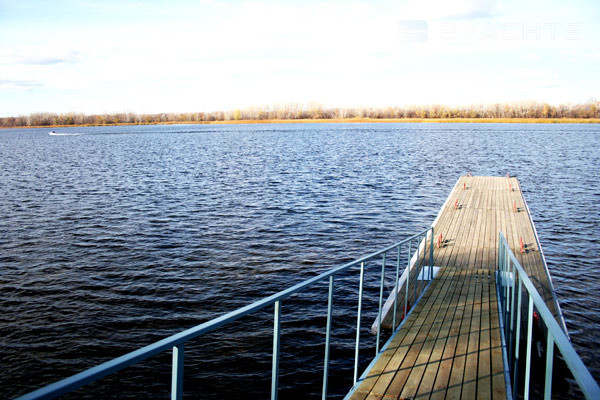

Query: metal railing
520 182 568 334
17 227 434 400
497 232 600 400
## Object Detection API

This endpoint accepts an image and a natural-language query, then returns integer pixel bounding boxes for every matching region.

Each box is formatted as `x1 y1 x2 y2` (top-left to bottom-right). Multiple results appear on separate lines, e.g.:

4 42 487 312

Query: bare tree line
1 100 598 127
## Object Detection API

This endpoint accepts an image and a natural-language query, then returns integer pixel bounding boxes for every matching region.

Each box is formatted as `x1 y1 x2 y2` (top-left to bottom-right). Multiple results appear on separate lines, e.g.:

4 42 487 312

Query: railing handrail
497 232 600 399
519 181 568 334
16 227 434 400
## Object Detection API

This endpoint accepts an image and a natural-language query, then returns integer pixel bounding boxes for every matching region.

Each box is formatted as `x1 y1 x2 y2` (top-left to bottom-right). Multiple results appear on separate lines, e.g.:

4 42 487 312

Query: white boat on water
49 130 79 136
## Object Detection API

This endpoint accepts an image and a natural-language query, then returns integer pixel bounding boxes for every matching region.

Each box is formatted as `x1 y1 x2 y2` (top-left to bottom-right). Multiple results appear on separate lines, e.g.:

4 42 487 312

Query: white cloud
0 47 81 66
398 0 500 20
0 79 43 91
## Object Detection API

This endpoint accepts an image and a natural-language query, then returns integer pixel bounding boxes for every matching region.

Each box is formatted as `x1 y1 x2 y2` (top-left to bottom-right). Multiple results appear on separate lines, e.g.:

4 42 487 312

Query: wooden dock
351 176 564 399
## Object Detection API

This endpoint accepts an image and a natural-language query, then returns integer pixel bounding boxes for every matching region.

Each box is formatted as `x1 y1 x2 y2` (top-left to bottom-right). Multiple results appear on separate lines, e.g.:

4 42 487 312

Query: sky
0 0 598 116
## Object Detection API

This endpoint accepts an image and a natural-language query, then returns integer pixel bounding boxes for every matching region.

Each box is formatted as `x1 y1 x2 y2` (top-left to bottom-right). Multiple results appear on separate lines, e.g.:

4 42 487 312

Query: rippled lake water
1 123 598 399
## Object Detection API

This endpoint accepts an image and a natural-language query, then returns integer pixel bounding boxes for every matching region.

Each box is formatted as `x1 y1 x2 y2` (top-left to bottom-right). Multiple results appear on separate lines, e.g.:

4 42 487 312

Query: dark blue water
1 123 598 399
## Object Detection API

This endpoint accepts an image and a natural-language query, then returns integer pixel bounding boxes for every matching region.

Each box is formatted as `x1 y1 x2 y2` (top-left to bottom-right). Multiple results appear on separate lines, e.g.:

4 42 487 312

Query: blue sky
0 0 598 116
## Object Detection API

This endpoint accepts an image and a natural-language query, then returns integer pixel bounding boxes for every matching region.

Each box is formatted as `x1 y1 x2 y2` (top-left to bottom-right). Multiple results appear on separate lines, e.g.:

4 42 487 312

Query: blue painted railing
497 232 600 400
16 227 434 400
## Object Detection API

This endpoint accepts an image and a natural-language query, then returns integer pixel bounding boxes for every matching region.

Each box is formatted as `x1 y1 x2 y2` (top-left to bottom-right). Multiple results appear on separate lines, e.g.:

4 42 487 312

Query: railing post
376 254 386 354
393 246 400 330
272 301 281 400
406 241 411 319
498 233 502 286
354 262 365 385
322 275 335 399
505 258 511 338
505 245 508 269
416 237 421 299
508 258 517 369
524 295 534 400
171 344 184 400
544 329 554 400
513 277 522 399
500 233 506 289
429 227 434 280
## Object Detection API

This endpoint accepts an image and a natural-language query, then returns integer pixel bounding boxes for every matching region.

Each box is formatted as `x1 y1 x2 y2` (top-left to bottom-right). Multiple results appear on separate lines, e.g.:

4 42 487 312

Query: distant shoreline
1 117 600 129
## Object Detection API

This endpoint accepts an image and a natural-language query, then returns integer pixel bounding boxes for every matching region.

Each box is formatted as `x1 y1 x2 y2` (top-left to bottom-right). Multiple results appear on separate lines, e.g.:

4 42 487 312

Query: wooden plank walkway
428 176 559 317
352 176 562 399
350 268 504 400
380 175 561 329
